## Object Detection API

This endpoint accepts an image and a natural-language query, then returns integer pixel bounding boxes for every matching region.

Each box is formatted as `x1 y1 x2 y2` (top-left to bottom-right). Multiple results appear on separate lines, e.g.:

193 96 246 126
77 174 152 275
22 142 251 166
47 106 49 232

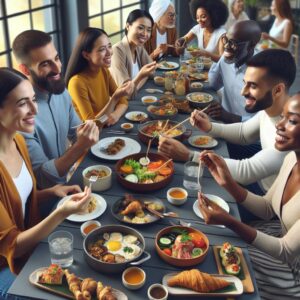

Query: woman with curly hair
261 0 294 49
176 0 228 62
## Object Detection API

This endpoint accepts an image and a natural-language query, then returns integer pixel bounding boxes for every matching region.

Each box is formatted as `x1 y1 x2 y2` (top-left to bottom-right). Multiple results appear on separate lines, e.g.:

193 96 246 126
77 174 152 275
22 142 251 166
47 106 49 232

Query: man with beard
158 49 296 193
207 20 261 123
12 30 99 189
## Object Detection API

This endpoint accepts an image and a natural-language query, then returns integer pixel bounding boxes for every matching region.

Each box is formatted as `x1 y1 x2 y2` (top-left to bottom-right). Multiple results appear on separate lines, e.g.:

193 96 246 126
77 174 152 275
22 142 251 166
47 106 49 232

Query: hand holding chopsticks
71 114 108 129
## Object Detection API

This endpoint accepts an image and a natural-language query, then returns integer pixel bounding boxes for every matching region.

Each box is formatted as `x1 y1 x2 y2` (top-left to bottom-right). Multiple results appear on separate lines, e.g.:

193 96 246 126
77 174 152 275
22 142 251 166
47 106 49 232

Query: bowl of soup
80 220 101 238
141 96 158 105
154 76 165 86
167 187 188 206
186 92 213 109
82 165 112 192
122 267 146 290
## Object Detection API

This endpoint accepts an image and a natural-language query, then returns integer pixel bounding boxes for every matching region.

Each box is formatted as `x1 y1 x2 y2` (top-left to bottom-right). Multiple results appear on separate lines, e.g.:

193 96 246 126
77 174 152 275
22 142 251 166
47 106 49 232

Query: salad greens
124 159 156 181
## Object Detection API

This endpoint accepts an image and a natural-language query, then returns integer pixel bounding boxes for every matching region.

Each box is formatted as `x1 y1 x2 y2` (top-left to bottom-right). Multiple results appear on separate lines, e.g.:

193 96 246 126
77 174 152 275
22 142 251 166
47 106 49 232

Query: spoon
145 88 164 94
139 139 152 166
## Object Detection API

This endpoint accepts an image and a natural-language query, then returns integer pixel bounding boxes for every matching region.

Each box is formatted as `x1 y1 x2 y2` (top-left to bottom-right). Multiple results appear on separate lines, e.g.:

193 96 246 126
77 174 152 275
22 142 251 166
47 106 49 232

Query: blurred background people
261 0 294 49
224 0 249 31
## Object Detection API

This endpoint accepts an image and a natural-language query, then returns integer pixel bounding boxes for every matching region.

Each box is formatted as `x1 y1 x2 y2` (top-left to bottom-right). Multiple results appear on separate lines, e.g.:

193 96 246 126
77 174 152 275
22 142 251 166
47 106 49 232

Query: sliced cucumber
159 236 172 249
124 174 139 183
192 247 203 257
225 263 241 275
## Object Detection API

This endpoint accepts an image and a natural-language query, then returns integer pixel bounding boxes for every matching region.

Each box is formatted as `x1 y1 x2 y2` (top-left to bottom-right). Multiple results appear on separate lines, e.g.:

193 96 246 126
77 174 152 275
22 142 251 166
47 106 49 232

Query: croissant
97 282 117 300
65 270 87 300
167 269 230 293
81 277 97 299
121 200 143 215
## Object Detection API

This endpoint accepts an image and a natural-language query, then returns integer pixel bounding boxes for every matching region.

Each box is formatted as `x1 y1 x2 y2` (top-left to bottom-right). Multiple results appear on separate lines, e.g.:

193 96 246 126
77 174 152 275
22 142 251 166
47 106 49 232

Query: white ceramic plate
157 61 179 70
29 267 128 300
193 194 229 220
57 193 107 222
91 137 141 160
162 272 243 296
125 111 148 122
188 135 218 149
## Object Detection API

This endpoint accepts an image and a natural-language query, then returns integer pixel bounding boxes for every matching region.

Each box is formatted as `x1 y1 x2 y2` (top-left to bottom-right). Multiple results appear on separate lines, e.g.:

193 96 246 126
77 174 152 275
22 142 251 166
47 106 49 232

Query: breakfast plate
188 135 218 149
91 137 141 160
125 111 148 122
30 267 128 300
162 272 243 296
57 193 107 222
157 61 179 70
193 194 229 227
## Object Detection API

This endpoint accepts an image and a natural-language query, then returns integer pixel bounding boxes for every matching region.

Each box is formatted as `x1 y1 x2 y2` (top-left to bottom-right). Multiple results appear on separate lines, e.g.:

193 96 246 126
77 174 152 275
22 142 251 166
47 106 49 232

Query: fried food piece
120 200 143 215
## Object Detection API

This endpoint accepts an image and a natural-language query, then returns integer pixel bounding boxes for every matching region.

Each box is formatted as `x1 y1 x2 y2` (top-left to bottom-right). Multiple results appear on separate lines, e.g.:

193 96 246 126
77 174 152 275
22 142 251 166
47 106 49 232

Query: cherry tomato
193 238 206 249
163 248 172 256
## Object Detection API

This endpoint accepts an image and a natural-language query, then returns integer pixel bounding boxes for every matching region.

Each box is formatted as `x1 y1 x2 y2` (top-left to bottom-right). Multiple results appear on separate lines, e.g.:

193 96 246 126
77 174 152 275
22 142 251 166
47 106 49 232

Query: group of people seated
0 0 299 299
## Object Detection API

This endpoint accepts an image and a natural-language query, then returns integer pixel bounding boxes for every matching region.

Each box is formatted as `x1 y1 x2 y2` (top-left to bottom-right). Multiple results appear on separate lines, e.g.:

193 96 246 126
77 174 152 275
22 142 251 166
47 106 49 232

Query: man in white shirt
207 20 261 123
159 49 296 193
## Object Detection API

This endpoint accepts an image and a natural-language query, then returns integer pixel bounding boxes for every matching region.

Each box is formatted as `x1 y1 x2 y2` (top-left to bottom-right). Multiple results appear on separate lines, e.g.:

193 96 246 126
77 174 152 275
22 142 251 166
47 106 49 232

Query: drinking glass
48 230 74 267
183 161 203 192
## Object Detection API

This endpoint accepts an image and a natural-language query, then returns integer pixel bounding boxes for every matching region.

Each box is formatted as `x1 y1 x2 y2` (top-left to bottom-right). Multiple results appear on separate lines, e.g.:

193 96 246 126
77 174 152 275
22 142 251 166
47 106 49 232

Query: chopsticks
71 114 108 129
163 105 211 135
66 150 88 182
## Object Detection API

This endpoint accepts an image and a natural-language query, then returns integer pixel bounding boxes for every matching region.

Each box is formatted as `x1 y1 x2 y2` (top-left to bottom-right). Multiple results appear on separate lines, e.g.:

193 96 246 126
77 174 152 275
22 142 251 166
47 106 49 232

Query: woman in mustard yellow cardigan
0 68 91 298
66 28 134 125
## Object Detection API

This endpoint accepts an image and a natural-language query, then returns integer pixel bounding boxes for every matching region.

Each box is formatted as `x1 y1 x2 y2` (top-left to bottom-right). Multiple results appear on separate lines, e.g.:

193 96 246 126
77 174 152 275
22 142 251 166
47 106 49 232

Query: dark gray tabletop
8 58 261 300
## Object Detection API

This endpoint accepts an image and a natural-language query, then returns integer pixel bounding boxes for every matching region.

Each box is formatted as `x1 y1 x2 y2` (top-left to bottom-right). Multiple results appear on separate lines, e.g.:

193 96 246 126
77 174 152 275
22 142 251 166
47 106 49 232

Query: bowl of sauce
148 283 168 300
121 122 134 132
80 220 101 238
122 267 146 290
141 96 158 105
167 187 188 206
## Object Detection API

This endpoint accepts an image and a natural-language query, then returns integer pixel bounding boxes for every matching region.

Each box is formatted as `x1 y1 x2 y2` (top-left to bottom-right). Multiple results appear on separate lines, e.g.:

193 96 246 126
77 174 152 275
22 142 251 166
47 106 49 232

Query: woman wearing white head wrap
145 0 180 60
224 0 249 31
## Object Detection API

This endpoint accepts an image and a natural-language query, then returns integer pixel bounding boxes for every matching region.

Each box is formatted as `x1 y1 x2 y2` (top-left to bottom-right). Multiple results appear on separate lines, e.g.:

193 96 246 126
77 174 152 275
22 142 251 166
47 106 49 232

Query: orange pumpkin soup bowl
155 226 209 267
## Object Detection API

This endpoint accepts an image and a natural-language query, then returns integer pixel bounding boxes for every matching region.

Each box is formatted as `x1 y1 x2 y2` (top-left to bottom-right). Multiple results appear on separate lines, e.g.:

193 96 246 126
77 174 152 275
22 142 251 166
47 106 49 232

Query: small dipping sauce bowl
121 122 134 132
147 283 168 300
122 267 146 290
141 96 158 105
80 220 101 238
167 187 188 206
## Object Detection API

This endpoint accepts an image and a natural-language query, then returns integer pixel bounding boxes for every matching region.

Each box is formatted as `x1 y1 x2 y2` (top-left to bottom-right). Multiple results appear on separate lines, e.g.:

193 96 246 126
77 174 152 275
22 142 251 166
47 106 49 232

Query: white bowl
141 96 158 105
154 76 165 86
147 283 168 300
167 187 188 206
80 220 101 238
82 165 112 192
122 267 146 290
121 122 134 132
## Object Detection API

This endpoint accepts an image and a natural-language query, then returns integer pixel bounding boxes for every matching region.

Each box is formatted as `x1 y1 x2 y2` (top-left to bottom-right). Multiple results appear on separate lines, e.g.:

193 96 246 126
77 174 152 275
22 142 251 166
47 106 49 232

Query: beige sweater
243 152 300 265
110 36 152 86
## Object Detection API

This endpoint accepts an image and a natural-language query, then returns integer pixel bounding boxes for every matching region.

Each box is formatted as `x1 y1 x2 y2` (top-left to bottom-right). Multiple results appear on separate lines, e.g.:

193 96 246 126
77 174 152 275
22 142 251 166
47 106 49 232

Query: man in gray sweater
12 30 99 189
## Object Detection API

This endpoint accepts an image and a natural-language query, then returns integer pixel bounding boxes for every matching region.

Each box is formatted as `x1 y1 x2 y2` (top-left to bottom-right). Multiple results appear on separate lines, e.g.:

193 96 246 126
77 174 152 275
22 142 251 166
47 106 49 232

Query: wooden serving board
213 246 254 293
29 267 128 300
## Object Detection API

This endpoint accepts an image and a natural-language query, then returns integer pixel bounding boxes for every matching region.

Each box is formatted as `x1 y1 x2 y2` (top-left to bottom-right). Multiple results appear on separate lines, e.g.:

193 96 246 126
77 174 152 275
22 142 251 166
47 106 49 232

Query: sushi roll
225 263 241 276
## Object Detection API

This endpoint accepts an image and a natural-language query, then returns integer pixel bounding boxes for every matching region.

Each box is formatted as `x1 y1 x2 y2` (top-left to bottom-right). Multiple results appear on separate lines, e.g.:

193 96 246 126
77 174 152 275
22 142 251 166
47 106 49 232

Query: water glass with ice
48 230 74 267
183 161 203 192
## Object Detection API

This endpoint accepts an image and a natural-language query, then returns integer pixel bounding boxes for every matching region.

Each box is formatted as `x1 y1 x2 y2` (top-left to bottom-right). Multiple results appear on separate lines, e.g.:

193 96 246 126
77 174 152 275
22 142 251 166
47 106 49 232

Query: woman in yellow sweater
66 28 134 125
0 68 91 297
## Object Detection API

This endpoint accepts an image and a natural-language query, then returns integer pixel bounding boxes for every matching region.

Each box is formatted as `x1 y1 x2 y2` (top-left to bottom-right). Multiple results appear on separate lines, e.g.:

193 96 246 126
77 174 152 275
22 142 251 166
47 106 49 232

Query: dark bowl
147 104 178 120
83 225 150 273
186 92 213 109
115 152 174 192
138 120 189 146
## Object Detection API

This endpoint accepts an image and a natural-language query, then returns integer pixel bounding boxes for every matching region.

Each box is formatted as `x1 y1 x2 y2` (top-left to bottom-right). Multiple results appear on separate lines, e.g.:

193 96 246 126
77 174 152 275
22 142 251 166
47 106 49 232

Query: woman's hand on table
199 150 233 187
190 109 212 132
59 186 91 216
158 136 190 161
198 192 232 226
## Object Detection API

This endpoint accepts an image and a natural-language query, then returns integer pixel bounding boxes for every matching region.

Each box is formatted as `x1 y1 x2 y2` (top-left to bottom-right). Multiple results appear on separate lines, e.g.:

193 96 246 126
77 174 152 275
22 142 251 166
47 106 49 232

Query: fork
88 175 98 188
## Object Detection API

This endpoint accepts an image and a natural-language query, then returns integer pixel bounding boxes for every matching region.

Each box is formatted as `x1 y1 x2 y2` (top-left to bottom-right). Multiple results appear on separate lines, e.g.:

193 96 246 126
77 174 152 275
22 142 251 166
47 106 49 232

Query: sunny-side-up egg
103 233 141 261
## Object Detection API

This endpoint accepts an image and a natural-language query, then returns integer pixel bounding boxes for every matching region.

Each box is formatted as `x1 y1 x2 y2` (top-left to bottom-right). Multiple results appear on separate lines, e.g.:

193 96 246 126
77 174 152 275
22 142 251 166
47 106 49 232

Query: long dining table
8 58 261 300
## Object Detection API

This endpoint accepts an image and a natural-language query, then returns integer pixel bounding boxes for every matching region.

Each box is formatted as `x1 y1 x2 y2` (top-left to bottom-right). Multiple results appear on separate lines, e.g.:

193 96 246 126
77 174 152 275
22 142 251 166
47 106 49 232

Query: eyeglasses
221 35 249 51
166 13 176 19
